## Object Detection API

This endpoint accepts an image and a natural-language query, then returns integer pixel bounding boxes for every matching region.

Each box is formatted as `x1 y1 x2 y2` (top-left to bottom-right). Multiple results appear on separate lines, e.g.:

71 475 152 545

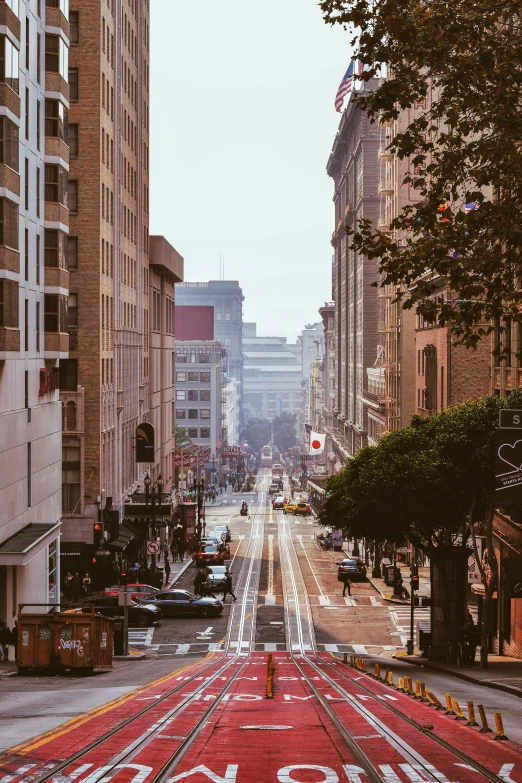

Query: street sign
147 541 160 555
499 409 522 429
495 428 522 502
221 446 242 458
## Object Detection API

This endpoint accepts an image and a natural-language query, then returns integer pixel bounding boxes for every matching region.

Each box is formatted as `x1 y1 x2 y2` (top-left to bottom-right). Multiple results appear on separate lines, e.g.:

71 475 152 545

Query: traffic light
397 553 404 563
411 564 419 591
93 522 103 548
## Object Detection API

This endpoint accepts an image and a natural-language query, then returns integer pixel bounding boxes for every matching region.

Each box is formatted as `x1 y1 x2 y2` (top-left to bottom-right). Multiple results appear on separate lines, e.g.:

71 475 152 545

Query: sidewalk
397 652 522 698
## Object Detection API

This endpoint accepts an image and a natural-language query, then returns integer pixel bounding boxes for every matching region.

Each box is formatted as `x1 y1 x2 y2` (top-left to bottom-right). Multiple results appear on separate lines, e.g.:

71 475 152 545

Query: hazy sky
150 1 351 341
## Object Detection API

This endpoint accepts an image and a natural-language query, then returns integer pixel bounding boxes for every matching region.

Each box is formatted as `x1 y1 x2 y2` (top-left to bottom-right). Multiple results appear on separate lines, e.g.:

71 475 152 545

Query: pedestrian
341 572 352 597
170 540 178 563
178 540 185 562
194 569 204 597
224 481 228 491
82 571 92 597
138 563 147 583
0 621 11 662
164 557 171 585
10 620 18 660
222 570 237 602
72 573 80 602
63 571 74 602
394 573 409 600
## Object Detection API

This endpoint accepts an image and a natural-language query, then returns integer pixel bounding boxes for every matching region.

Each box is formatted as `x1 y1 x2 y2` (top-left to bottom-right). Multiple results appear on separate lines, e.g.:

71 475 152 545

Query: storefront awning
107 529 135 551
0 523 60 566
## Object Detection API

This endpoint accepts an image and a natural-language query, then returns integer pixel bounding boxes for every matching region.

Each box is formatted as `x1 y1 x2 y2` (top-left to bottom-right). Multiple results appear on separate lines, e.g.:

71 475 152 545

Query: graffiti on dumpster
58 638 84 656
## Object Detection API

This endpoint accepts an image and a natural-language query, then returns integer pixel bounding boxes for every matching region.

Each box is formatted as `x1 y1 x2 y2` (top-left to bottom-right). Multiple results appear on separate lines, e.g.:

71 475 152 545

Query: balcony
0 164 20 195
378 180 394 195
45 7 70 39
44 266 69 290
0 326 20 354
0 84 20 118
44 331 69 356
378 145 393 161
0 246 20 274
0 2 21 40
377 221 390 232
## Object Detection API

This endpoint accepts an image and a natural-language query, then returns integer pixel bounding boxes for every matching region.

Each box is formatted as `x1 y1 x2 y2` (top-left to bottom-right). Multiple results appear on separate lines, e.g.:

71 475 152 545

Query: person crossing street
222 570 237 602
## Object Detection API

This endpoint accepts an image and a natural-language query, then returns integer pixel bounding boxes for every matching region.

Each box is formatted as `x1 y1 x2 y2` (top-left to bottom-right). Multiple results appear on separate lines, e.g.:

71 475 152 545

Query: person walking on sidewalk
164 557 171 585
222 570 237 602
178 540 185 562
341 572 352 597
0 621 11 662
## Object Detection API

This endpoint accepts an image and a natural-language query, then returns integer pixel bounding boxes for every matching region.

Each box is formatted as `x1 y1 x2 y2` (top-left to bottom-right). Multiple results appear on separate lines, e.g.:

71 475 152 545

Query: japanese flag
309 431 326 455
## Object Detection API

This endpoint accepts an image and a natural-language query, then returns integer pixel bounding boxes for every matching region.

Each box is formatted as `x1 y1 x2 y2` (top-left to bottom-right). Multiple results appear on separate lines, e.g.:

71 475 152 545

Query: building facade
59 0 151 573
242 323 302 422
326 86 382 463
175 281 244 410
0 0 70 625
175 340 225 464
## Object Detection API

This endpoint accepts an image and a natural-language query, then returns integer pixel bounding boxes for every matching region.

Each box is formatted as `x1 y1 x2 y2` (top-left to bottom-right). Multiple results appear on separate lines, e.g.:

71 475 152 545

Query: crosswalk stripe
344 597 356 606
265 595 276 606
324 644 339 652
352 644 368 655
318 595 330 606
175 644 190 655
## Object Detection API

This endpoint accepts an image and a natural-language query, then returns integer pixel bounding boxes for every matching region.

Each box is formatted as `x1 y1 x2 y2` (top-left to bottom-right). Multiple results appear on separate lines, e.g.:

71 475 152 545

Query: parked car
193 544 226 567
82 596 162 627
211 524 231 543
272 496 286 509
268 483 279 495
283 502 298 515
202 535 230 556
136 589 223 618
293 501 311 516
337 558 367 582
203 565 228 593
104 583 159 600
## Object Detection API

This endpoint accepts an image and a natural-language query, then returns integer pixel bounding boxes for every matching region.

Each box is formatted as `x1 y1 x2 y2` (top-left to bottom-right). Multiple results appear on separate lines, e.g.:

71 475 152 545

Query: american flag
464 202 479 213
335 61 355 113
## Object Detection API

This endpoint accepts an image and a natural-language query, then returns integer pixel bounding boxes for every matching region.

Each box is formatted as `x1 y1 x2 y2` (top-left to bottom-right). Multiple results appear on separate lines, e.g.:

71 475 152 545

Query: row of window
176 389 211 401
176 371 211 383
177 427 211 440
176 408 211 420
176 354 213 365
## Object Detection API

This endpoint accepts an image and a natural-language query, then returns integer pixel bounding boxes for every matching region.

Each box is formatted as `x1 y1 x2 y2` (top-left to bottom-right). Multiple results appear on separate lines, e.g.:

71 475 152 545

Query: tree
319 390 522 666
242 418 272 453
175 426 192 450
273 423 297 453
320 0 522 347
272 413 297 435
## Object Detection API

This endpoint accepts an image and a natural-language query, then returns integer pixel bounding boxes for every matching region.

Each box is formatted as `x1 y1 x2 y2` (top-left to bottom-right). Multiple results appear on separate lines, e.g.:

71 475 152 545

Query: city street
1 472 522 780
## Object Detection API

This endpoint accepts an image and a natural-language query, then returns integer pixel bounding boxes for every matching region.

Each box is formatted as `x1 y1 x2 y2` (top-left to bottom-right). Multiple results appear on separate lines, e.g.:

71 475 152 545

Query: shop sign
136 422 155 463
468 537 484 584
495 428 522 502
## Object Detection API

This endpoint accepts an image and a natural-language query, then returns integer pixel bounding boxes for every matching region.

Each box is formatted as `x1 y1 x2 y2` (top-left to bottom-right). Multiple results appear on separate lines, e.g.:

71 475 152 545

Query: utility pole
407 563 419 655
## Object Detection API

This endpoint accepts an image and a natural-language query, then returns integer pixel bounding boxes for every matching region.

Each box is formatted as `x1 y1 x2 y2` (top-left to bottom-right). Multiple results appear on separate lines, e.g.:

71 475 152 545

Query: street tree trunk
480 501 497 669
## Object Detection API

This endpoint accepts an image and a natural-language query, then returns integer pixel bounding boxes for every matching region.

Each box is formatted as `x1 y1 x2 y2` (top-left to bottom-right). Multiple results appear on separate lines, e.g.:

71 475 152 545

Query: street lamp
196 477 205 540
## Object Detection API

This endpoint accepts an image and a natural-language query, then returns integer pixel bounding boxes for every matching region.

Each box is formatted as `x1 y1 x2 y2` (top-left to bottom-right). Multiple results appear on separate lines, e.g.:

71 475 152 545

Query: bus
272 463 283 478
260 445 272 468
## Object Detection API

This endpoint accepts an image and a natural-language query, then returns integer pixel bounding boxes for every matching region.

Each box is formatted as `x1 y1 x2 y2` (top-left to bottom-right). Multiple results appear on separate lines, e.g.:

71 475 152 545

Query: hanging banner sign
136 422 155 463
495 428 522 503
221 446 242 458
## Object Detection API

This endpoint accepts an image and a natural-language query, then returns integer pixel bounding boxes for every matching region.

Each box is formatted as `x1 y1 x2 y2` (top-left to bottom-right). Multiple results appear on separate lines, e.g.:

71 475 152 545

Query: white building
0 0 70 625
224 378 240 446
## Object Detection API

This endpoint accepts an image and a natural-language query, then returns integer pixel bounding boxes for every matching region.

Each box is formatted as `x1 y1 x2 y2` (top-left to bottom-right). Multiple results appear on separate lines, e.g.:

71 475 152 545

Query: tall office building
0 0 69 625
60 0 151 572
175 280 244 406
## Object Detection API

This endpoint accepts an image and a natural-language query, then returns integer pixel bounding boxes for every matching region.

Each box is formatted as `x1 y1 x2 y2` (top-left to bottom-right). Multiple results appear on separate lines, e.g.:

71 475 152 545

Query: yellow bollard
420 682 429 703
386 669 394 687
493 713 508 741
397 677 404 692
266 673 274 699
405 676 414 695
477 704 492 733
444 693 454 715
343 652 348 664
374 663 381 679
452 699 466 721
466 701 478 727
414 680 422 699
426 690 444 710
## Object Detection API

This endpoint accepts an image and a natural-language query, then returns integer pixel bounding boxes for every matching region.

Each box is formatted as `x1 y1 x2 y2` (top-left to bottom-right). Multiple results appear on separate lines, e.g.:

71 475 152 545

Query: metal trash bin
384 564 396 587
113 619 124 656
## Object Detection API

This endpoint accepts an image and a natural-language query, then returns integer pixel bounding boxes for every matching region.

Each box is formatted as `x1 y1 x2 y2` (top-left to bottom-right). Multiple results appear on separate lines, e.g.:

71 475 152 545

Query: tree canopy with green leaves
242 417 272 453
321 0 522 348
273 423 297 452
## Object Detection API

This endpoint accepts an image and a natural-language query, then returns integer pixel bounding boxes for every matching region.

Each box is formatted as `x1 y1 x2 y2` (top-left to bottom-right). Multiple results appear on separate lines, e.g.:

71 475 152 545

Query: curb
166 557 193 588
396 654 522 699
113 650 146 660
368 576 408 605
0 669 18 679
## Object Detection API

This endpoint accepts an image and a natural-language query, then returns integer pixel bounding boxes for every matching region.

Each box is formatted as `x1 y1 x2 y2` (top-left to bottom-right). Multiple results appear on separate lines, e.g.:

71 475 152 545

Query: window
176 353 186 363
0 36 20 94
37 99 41 150
46 0 69 12
68 123 78 157
62 437 81 514
44 229 67 268
24 298 28 350
0 116 19 170
188 371 198 382
24 228 28 280
188 409 198 420
68 235 78 269
67 293 77 327
188 389 198 401
200 371 210 382
200 427 210 439
199 353 210 363
4 0 20 17
36 301 40 350
176 371 186 383
59 359 77 390
44 163 58 201
45 99 68 140
0 279 19 327
69 10 79 44
176 389 186 401
44 293 67 332
68 179 78 212
45 34 68 77
37 32 41 83
27 442 31 507
176 409 186 420
0 198 18 249
48 538 58 603
187 427 198 439
225 312 231 321
200 389 210 401
36 167 40 216
36 233 40 284
216 312 222 320
24 156 28 209
200 408 210 419
68 67 78 100
25 86 29 139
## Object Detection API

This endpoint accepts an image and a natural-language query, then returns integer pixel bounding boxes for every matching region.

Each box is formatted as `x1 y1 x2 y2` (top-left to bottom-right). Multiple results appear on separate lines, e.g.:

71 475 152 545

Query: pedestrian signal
411 574 420 591
93 522 103 548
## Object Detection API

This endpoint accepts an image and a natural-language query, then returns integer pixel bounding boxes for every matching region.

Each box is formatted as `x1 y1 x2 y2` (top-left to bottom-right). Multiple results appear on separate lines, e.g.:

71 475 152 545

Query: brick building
59 0 152 573
0 0 69 625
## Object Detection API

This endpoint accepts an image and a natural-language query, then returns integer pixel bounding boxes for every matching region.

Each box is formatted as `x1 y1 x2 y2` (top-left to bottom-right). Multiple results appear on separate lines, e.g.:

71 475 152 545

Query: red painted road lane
321 656 522 780
0 653 228 779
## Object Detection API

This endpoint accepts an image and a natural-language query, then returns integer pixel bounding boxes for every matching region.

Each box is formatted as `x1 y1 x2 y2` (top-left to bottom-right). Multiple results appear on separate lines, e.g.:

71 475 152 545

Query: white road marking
344 597 357 606
352 644 368 655
324 644 339 652
370 596 382 607
318 595 331 606
265 595 276 606
175 644 190 655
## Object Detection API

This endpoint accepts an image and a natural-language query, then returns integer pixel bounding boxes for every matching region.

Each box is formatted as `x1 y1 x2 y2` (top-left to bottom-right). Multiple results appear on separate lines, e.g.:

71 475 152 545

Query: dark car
337 558 367 582
82 596 162 627
137 589 223 618
193 544 226 567
203 565 228 593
